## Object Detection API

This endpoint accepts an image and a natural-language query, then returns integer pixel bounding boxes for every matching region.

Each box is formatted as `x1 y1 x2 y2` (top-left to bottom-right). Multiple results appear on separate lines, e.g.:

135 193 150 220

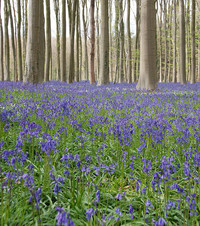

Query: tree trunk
45 0 51 82
114 0 119 83
164 0 168 83
38 0 45 83
136 0 157 90
17 0 23 81
172 0 177 83
4 0 10 81
0 0 4 81
127 0 132 83
24 0 41 83
82 0 89 80
191 0 196 84
8 0 17 81
68 0 77 83
61 0 66 82
98 0 109 85
96 0 100 81
179 0 186 84
90 0 95 84
76 1 80 82
53 0 61 81
119 1 125 83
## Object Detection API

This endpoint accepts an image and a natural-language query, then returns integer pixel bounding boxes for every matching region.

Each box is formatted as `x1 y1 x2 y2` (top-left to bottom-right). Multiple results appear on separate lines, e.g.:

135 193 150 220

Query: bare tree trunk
61 0 66 82
8 0 17 81
172 0 177 83
127 0 132 83
4 0 10 81
109 0 113 82
24 0 40 83
53 0 61 81
136 0 157 90
17 0 23 81
90 0 95 84
38 0 45 83
76 1 80 82
0 0 4 81
114 0 119 83
82 0 89 80
98 0 109 85
96 0 100 81
119 1 125 83
158 0 163 82
22 0 28 77
179 0 186 84
191 0 196 84
45 0 51 82
164 0 168 83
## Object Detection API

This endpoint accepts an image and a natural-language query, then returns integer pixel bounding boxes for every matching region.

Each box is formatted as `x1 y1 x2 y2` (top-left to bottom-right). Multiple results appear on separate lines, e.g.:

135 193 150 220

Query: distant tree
90 0 95 84
136 0 157 90
0 0 3 81
98 0 109 85
179 0 186 84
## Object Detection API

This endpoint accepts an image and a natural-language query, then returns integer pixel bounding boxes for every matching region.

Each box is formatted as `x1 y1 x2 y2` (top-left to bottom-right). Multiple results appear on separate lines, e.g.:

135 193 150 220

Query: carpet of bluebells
0 81 200 226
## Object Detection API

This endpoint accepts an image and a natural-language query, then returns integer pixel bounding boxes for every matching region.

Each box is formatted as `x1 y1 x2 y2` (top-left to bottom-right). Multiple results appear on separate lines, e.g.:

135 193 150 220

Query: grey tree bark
127 0 132 83
0 0 3 81
45 0 52 82
61 0 66 82
179 0 186 84
90 0 95 84
172 0 177 83
98 0 109 85
191 0 196 84
4 0 10 81
53 0 61 81
75 1 80 82
136 0 157 90
24 0 44 84
17 0 23 81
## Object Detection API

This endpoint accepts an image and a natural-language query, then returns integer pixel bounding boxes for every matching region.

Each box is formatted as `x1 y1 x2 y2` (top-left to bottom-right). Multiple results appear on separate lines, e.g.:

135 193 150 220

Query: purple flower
115 193 122 200
96 190 100 203
55 207 74 226
154 217 167 226
85 208 94 221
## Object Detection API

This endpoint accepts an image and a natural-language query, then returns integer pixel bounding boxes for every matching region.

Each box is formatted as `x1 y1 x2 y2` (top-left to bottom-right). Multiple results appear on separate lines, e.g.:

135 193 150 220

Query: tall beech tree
191 0 196 84
0 0 3 81
98 0 109 85
90 0 95 84
24 0 44 84
61 0 66 82
179 0 186 84
136 0 157 90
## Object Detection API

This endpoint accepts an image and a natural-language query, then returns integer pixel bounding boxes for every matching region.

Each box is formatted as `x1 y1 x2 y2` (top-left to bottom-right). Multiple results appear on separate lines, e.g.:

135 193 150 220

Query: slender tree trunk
137 0 157 90
159 1 163 82
179 0 186 84
38 0 45 83
53 0 61 81
133 0 140 82
61 0 66 82
4 0 10 81
119 1 125 83
8 0 17 81
172 0 177 83
45 0 51 82
114 0 120 83
68 0 77 83
90 0 95 84
164 0 168 83
96 0 100 81
17 0 23 81
191 0 196 84
109 0 113 82
22 0 28 77
76 1 80 82
98 0 109 85
82 0 89 80
0 0 4 81
24 0 40 83
127 0 132 83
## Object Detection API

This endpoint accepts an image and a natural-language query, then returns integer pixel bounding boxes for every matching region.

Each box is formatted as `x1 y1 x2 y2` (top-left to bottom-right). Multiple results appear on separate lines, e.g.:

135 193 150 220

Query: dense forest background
0 0 199 85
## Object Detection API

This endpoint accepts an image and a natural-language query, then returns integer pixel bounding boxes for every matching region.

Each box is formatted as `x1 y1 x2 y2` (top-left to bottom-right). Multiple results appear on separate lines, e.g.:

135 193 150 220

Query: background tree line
0 0 199 88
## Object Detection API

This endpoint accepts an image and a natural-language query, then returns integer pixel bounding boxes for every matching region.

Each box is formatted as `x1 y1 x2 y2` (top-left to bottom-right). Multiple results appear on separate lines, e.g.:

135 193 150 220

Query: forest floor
0 81 200 225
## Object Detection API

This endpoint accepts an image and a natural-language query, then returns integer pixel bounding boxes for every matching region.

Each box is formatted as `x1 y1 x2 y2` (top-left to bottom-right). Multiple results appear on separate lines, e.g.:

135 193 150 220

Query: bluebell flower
115 193 122 200
96 190 100 203
55 207 74 226
85 208 94 221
